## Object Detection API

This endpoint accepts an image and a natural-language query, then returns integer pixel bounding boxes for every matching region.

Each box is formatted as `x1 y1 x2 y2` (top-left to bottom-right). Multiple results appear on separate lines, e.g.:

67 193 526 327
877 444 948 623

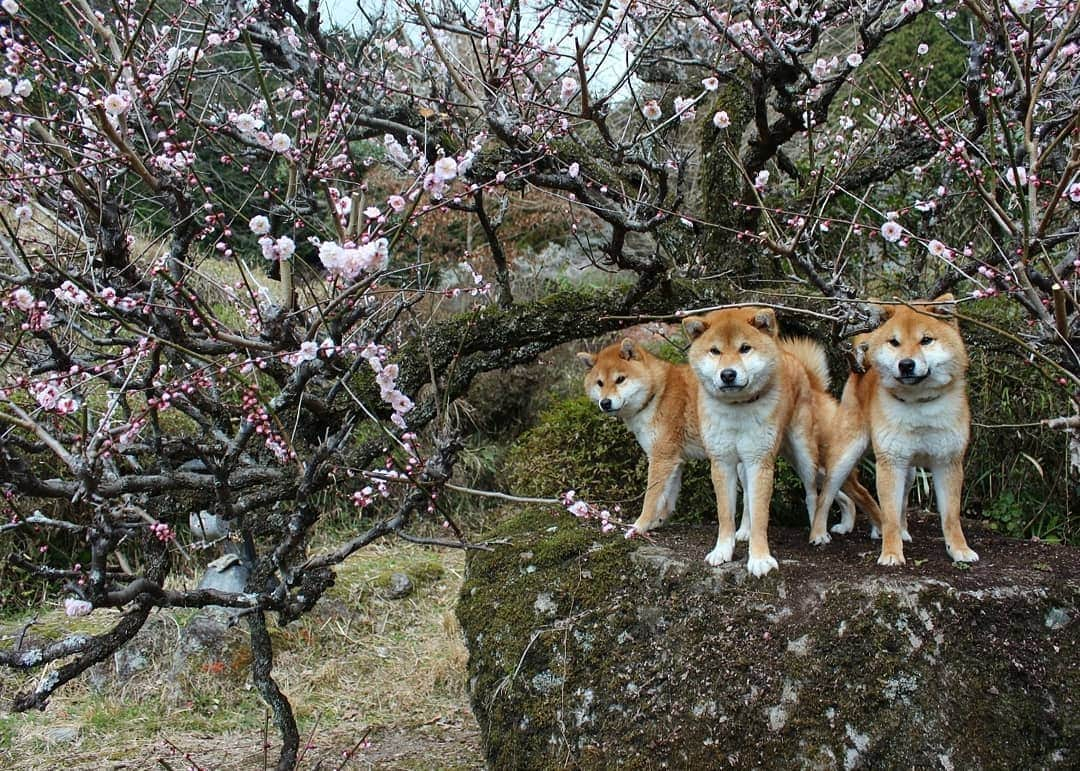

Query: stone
196 553 248 595
458 509 1080 769
386 571 413 599
43 726 78 744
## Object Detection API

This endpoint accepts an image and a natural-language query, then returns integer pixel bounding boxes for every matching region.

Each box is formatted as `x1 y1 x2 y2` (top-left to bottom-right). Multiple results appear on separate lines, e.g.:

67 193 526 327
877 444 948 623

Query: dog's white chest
624 400 660 455
874 392 967 464
700 395 779 464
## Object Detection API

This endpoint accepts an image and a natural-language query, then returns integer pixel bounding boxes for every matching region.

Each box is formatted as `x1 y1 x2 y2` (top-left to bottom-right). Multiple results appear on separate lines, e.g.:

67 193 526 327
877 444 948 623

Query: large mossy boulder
457 511 1079 769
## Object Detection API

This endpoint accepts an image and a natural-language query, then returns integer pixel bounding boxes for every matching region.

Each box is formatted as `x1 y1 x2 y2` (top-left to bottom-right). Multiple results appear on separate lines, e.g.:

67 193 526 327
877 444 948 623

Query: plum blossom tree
1 0 1078 767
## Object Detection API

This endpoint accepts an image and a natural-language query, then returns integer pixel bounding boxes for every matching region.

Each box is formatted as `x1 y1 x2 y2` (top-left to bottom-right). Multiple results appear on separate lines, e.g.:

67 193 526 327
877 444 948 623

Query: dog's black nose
720 368 737 384
600 398 613 411
898 358 916 376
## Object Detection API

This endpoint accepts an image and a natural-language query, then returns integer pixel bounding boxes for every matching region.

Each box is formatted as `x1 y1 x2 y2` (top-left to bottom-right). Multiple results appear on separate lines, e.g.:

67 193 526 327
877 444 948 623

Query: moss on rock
500 395 807 529
458 514 1080 769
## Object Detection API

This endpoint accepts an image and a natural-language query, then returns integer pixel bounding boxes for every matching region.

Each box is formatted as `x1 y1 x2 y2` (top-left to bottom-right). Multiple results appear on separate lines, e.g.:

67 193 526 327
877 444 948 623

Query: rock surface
457 509 1079 769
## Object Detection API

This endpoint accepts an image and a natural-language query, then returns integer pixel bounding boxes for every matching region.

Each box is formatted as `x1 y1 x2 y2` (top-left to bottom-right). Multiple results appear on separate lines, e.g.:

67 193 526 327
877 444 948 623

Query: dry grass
0 541 483 770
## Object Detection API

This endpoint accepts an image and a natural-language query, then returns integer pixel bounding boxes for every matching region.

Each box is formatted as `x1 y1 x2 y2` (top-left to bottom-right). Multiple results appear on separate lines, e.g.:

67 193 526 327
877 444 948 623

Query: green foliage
963 302 1075 543
869 12 969 110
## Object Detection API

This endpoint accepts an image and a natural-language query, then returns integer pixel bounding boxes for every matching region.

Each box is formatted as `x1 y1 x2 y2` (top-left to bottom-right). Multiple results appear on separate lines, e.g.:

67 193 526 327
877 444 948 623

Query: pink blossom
13 204 32 222
560 76 577 101
259 235 295 261
389 390 413 414
232 112 262 133
712 110 731 129
2 0 20 14
388 195 406 212
434 156 458 181
54 280 89 305
363 206 381 219
701 76 719 91
568 162 580 178
11 287 34 310
927 239 948 258
846 53 863 68
270 132 292 153
568 501 590 518
103 91 131 115
642 99 661 120
248 215 271 235
1068 183 1080 203
881 220 904 243
673 96 696 122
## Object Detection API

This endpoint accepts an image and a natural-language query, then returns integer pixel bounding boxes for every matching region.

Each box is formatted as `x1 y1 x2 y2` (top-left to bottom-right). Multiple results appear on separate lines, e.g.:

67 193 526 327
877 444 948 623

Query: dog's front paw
705 537 735 566
877 550 906 566
809 530 831 546
746 554 779 577
948 545 979 563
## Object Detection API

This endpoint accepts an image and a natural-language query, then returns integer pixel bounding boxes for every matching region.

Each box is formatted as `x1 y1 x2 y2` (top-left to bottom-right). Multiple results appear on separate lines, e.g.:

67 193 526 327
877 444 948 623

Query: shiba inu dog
809 295 978 565
682 307 824 577
577 339 706 536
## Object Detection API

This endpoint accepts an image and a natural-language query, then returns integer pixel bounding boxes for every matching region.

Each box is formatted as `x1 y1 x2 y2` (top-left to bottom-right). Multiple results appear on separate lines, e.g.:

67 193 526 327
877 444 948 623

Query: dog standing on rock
809 295 979 566
578 339 707 537
682 307 824 577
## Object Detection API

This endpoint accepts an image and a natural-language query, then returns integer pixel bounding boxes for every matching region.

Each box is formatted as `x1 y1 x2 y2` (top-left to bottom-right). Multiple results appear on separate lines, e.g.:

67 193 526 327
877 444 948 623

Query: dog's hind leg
628 454 683 538
932 458 978 563
734 462 751 542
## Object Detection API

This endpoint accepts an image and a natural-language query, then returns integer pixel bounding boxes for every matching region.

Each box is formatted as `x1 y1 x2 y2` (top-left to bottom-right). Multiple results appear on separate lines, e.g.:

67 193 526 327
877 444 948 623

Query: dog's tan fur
809 295 978 565
682 307 828 576
578 340 706 536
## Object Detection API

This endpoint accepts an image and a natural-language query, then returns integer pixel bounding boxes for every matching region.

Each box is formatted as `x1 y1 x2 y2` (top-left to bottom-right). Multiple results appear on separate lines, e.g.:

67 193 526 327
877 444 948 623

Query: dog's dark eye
596 379 603 387
709 346 721 355
889 338 901 347
920 335 934 345
615 375 625 384
739 343 752 354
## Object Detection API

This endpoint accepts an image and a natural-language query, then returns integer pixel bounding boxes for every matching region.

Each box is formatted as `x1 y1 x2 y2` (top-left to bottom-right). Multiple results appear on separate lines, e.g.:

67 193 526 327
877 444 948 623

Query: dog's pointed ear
928 293 958 323
619 338 638 360
576 351 595 369
682 316 708 340
749 308 777 336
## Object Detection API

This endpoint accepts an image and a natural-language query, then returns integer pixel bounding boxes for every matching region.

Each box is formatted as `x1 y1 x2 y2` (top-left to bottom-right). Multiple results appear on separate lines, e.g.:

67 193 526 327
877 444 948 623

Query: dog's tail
782 337 830 392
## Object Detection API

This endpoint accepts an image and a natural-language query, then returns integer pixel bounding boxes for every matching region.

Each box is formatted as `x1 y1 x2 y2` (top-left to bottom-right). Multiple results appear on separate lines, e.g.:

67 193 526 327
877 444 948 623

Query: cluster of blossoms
28 380 79 415
149 521 175 542
239 386 296 462
258 235 296 262
361 343 414 429
317 238 389 279
560 491 619 535
287 337 335 368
